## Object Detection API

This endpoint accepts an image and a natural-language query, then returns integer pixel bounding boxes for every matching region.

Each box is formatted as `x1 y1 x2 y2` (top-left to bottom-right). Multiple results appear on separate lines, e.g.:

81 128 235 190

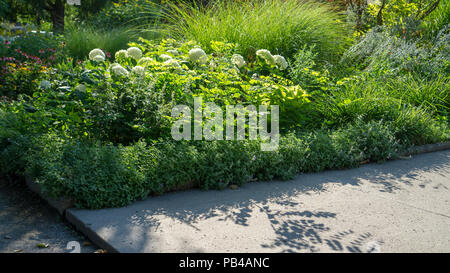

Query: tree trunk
377 0 386 26
36 14 41 27
51 0 65 34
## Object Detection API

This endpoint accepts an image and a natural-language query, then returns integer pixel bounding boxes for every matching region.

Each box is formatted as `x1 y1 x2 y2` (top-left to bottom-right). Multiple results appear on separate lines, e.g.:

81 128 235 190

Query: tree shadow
0 180 96 253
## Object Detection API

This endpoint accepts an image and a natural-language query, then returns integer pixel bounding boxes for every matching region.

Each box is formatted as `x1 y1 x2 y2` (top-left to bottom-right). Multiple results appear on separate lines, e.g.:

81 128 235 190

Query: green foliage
0 107 37 182
27 136 149 209
334 119 400 162
341 22 449 79
316 75 449 145
0 32 62 62
288 46 334 94
75 0 113 21
0 1 9 18
0 1 449 209
10 38 310 145
17 119 417 208
0 61 44 98
423 0 450 35
163 0 350 63
367 0 418 26
91 0 162 29
63 25 139 60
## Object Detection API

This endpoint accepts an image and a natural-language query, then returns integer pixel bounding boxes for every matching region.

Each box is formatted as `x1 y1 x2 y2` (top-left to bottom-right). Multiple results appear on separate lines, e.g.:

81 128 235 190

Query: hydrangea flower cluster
91 44 287 81
40 80 51 90
256 49 288 70
273 55 288 70
126 47 143 60
113 47 143 61
189 48 208 64
89 48 105 62
115 50 128 61
159 54 172 61
231 54 246 68
110 63 128 76
256 49 276 66
163 59 182 71
132 65 145 76
138 57 153 66
166 49 179 56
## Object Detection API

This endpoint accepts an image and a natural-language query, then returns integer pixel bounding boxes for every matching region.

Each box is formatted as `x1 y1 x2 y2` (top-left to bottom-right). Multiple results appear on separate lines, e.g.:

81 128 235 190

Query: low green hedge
3 115 446 209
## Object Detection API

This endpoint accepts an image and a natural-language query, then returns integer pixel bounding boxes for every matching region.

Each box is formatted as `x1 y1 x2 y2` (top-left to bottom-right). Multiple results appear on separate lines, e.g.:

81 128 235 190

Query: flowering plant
5 38 308 147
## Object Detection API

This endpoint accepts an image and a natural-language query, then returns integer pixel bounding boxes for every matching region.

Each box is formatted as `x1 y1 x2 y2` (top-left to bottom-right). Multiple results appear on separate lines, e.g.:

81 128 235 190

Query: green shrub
389 105 449 146
316 78 449 146
20 120 409 209
148 141 200 193
366 0 418 27
328 74 449 118
164 0 350 63
0 108 37 182
27 136 149 209
341 22 449 79
0 32 61 62
195 140 255 189
288 46 333 94
0 100 444 209
380 75 449 118
334 120 400 162
0 61 44 98
91 0 163 29
15 38 311 144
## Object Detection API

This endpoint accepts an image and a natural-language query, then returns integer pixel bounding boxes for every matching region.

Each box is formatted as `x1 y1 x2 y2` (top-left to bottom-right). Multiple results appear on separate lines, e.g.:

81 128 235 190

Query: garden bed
1 0 449 210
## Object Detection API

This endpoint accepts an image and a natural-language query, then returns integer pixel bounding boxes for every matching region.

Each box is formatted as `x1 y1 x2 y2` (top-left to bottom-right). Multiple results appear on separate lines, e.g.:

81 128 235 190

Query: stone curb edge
399 141 450 156
65 210 120 253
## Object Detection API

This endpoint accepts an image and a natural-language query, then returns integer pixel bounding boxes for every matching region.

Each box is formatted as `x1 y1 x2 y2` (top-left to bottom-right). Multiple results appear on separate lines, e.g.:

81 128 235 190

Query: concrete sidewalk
67 150 450 253
0 180 97 253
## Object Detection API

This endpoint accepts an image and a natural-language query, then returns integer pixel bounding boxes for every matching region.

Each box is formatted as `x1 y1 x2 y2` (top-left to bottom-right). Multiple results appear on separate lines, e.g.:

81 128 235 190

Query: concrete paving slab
66 150 450 253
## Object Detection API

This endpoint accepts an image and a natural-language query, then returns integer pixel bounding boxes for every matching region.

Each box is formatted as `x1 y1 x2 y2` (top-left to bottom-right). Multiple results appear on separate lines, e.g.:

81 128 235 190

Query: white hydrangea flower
256 49 276 66
138 57 153 65
89 48 105 61
167 49 179 56
273 55 288 70
126 47 143 60
39 80 51 90
163 59 182 71
132 66 145 76
231 66 240 74
75 84 86 92
115 49 128 60
110 63 128 76
189 48 207 64
209 60 217 69
231 54 246 68
159 54 172 61
92 55 105 62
